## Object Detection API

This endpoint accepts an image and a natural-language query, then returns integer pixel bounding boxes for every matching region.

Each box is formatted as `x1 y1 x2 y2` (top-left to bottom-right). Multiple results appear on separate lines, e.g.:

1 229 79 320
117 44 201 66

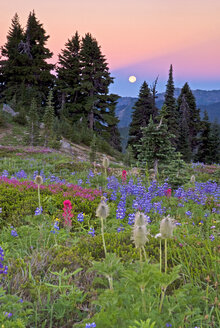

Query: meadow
0 145 219 328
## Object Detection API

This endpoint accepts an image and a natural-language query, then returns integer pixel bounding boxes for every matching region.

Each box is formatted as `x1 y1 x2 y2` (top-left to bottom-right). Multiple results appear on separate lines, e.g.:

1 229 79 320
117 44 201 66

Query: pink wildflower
122 170 127 184
165 188 172 198
63 200 73 227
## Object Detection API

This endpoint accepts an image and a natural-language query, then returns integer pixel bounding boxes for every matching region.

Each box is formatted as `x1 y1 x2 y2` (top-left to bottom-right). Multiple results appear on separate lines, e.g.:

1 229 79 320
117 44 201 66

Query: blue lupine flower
209 234 215 241
77 212 84 222
85 323 96 328
10 226 18 237
117 224 124 233
185 211 192 217
2 169 9 177
78 179 83 185
0 208 2 213
4 312 12 318
88 227 95 237
35 207 43 215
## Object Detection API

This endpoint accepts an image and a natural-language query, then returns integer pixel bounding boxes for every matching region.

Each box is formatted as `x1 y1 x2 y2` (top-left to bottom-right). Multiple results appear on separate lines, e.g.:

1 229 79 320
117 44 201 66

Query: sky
1 0 220 97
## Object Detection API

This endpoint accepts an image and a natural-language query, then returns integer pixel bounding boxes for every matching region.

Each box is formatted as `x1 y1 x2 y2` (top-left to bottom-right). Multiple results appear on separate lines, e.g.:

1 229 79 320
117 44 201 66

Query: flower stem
101 217 107 257
165 238 168 274
160 239 162 273
37 184 41 211
142 246 147 261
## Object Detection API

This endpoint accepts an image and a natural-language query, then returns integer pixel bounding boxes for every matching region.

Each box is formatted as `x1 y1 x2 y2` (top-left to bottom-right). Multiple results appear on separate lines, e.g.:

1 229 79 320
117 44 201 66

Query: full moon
129 75 136 83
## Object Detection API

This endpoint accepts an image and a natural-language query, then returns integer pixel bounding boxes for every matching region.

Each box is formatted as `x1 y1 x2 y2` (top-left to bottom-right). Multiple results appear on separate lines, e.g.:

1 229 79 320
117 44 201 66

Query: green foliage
136 117 175 173
177 83 201 158
163 64 178 145
128 81 155 158
43 90 55 147
27 98 40 146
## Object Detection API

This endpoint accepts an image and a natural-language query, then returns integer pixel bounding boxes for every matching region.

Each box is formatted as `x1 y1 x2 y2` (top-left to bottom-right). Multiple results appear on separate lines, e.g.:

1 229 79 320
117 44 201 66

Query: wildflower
10 226 18 237
34 175 43 185
85 323 96 328
122 170 127 184
166 324 172 327
0 208 2 213
4 312 12 318
77 212 84 222
78 179 83 185
155 215 176 239
165 188 172 198
88 227 95 237
63 200 73 228
209 234 215 241
102 156 109 169
132 225 149 248
117 224 124 233
185 210 192 217
35 207 43 215
134 211 147 226
96 197 109 219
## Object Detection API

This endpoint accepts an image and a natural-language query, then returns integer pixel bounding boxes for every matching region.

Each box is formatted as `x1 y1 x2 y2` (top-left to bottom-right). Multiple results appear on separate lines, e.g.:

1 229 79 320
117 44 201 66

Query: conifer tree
196 110 211 163
163 65 178 145
22 11 54 106
136 117 175 176
80 33 120 146
163 152 189 188
28 98 39 146
208 120 220 164
43 90 54 146
0 13 25 104
177 95 192 162
177 83 201 155
128 81 154 158
0 12 54 108
56 32 82 118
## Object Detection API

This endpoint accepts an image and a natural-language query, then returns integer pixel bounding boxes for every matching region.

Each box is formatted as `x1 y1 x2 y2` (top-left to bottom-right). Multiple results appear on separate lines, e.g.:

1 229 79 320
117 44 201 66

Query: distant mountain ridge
116 89 220 128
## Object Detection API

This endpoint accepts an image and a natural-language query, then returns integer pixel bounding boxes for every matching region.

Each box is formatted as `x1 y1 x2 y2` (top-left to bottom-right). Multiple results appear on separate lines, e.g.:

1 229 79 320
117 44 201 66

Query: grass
0 148 219 328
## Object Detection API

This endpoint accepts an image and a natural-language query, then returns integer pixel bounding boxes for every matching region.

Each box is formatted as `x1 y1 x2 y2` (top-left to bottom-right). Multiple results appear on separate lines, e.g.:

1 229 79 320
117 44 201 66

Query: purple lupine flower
88 227 95 237
10 226 18 237
4 312 12 318
209 234 215 241
35 207 43 215
77 212 84 222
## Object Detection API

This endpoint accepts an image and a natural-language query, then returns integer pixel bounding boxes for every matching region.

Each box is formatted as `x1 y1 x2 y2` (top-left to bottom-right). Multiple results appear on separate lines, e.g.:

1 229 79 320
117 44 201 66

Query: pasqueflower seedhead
34 175 43 185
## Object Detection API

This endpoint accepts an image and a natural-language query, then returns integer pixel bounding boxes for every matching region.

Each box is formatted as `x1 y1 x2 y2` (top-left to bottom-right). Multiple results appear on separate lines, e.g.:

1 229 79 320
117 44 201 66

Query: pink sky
1 0 220 95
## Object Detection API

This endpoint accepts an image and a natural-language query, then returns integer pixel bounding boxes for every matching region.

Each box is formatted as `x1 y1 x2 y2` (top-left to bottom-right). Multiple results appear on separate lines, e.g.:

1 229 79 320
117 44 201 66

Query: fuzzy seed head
190 175 195 183
134 211 147 226
132 225 148 248
96 199 109 219
34 175 43 185
159 215 176 239
102 156 110 169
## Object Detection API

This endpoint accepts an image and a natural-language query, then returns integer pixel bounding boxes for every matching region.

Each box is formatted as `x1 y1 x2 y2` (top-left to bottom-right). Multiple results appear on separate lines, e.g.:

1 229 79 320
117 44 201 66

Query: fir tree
0 13 25 104
163 65 178 145
136 116 175 176
28 98 39 146
177 95 192 162
80 33 120 147
0 12 54 109
128 81 154 158
22 11 54 106
177 83 201 154
208 120 220 164
196 110 211 163
163 152 189 188
56 32 82 118
43 90 54 146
